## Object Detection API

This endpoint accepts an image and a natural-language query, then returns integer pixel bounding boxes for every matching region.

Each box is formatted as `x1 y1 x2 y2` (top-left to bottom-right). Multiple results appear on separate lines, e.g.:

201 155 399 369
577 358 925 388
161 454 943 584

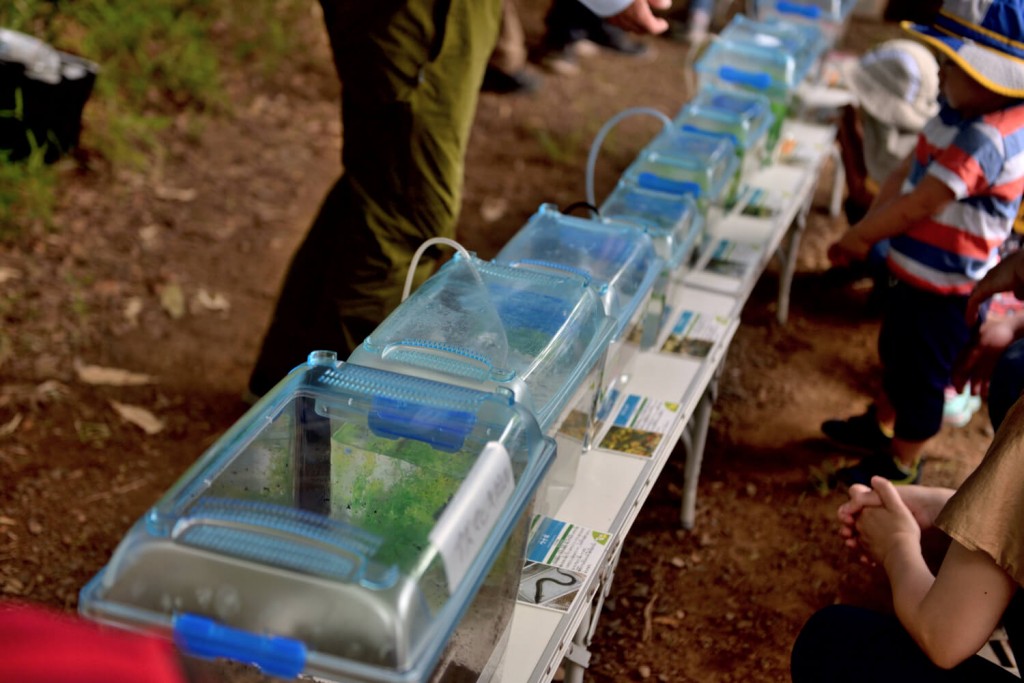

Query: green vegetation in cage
330 422 477 572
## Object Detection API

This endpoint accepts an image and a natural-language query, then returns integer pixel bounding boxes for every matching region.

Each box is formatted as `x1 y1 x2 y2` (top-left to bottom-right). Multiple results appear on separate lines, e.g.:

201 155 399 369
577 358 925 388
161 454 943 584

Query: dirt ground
0 3 996 682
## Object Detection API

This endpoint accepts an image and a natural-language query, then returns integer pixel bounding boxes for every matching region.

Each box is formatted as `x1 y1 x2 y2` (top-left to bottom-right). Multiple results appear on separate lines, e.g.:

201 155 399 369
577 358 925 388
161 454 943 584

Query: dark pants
878 280 973 442
248 0 502 396
792 604 1019 682
989 337 1024 430
543 0 604 49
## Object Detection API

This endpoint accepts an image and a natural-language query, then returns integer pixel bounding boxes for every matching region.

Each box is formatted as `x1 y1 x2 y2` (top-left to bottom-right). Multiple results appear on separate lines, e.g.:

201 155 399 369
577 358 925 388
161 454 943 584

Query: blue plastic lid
599 181 704 270
622 129 740 205
678 123 740 150
695 15 824 93
351 253 615 431
758 0 856 23
79 355 557 683
674 86 774 152
494 203 663 340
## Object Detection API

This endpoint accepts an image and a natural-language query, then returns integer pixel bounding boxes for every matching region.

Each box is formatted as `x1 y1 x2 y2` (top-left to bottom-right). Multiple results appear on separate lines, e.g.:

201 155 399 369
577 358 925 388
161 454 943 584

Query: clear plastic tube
585 107 674 209
402 237 476 302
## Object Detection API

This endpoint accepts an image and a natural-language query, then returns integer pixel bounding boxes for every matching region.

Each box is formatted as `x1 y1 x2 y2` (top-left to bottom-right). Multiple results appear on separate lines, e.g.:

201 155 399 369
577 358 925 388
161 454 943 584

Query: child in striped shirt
823 0 1024 487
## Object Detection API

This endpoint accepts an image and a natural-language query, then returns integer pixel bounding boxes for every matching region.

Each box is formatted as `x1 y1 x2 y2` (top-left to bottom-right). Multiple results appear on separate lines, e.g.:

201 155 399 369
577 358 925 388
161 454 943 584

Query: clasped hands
837 476 924 568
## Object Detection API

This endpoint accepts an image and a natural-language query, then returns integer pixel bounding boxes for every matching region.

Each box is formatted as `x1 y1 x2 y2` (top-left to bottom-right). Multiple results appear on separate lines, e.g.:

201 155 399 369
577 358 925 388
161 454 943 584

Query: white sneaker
943 384 982 428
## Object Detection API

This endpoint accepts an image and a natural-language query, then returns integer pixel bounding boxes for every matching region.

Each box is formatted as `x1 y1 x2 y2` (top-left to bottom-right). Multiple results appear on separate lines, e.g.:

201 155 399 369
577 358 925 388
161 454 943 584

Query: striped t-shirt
888 99 1024 295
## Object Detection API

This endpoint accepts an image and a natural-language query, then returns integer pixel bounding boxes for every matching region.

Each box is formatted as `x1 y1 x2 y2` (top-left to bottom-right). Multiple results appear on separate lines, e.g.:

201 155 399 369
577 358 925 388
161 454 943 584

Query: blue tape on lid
680 123 739 149
174 613 307 679
775 1 822 18
369 395 476 453
718 66 772 90
637 172 702 198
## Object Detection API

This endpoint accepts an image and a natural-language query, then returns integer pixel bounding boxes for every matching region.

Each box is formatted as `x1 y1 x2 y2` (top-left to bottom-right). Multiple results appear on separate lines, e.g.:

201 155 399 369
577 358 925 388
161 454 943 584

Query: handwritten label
429 441 515 590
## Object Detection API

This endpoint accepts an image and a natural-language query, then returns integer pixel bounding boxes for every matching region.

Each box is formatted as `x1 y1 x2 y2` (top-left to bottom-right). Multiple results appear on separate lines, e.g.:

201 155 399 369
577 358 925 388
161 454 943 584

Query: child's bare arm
829 175 956 265
868 152 914 215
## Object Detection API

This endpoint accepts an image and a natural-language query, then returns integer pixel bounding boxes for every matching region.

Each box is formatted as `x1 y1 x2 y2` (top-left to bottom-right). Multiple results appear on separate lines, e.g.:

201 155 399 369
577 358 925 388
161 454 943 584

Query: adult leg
686 0 714 41
483 0 541 94
489 0 527 75
543 0 603 50
248 0 501 396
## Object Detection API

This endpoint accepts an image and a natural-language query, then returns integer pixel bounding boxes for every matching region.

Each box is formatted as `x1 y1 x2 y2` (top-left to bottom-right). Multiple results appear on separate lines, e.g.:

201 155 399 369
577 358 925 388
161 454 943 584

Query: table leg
830 142 845 218
680 361 723 529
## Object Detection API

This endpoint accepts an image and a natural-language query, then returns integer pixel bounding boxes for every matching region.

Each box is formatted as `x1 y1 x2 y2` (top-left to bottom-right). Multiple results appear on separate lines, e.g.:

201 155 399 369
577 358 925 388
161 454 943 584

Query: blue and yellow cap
903 0 1024 98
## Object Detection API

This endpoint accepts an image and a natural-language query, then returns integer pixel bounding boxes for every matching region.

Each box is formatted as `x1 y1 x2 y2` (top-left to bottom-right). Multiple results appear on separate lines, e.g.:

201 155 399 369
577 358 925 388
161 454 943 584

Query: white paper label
429 441 515 590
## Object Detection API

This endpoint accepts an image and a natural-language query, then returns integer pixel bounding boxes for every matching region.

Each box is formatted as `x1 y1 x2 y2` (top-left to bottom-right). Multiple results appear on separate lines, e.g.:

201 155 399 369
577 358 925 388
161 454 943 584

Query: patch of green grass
220 0 313 77
0 0 314 239
0 151 59 235
0 88 59 231
528 126 586 166
75 419 112 447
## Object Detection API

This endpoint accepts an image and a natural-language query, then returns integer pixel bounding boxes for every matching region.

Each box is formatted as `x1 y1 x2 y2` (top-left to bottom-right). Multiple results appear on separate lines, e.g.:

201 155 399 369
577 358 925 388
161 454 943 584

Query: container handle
679 124 740 149
636 172 702 198
718 66 772 91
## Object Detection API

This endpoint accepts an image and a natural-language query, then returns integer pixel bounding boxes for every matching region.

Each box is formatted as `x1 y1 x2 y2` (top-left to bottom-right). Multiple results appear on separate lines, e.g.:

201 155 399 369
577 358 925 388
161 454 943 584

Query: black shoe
821 405 893 452
540 45 581 75
481 66 543 94
833 452 922 488
585 23 649 56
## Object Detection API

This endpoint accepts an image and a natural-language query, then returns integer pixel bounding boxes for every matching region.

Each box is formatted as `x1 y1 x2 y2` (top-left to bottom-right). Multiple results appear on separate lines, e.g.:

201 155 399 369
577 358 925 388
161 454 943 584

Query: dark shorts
879 279 972 442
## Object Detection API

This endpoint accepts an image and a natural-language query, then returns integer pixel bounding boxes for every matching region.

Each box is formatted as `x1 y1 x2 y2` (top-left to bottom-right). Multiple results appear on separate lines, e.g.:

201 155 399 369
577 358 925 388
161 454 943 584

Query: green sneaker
834 452 921 488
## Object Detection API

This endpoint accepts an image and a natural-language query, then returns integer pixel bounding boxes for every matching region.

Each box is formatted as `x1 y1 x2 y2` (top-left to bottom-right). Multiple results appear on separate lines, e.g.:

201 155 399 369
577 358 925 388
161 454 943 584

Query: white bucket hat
842 39 940 131
904 0 1024 99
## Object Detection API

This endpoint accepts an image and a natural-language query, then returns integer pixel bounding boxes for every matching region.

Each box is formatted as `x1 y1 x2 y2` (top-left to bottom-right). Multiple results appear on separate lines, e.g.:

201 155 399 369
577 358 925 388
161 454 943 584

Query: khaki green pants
250 0 501 395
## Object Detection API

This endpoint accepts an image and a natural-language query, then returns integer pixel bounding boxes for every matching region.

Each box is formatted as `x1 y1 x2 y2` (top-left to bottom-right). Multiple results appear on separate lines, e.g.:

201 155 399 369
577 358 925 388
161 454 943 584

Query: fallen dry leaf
123 297 143 326
74 360 156 386
0 266 22 284
154 185 197 202
158 282 186 319
480 196 508 223
109 401 165 435
193 288 231 313
0 413 23 437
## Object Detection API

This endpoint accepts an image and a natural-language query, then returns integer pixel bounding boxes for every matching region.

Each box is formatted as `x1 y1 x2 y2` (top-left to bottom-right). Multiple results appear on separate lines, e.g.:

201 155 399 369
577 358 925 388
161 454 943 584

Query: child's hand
827 230 873 266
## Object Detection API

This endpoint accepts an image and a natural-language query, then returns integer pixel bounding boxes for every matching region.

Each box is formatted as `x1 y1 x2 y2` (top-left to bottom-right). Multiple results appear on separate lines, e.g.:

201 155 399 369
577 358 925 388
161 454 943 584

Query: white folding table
496 118 840 683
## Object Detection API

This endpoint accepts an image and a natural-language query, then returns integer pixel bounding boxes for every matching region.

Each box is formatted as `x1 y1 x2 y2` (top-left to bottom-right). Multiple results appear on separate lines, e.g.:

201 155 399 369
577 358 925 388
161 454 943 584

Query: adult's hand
855 476 921 567
606 0 672 34
839 483 953 555
951 316 1021 396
